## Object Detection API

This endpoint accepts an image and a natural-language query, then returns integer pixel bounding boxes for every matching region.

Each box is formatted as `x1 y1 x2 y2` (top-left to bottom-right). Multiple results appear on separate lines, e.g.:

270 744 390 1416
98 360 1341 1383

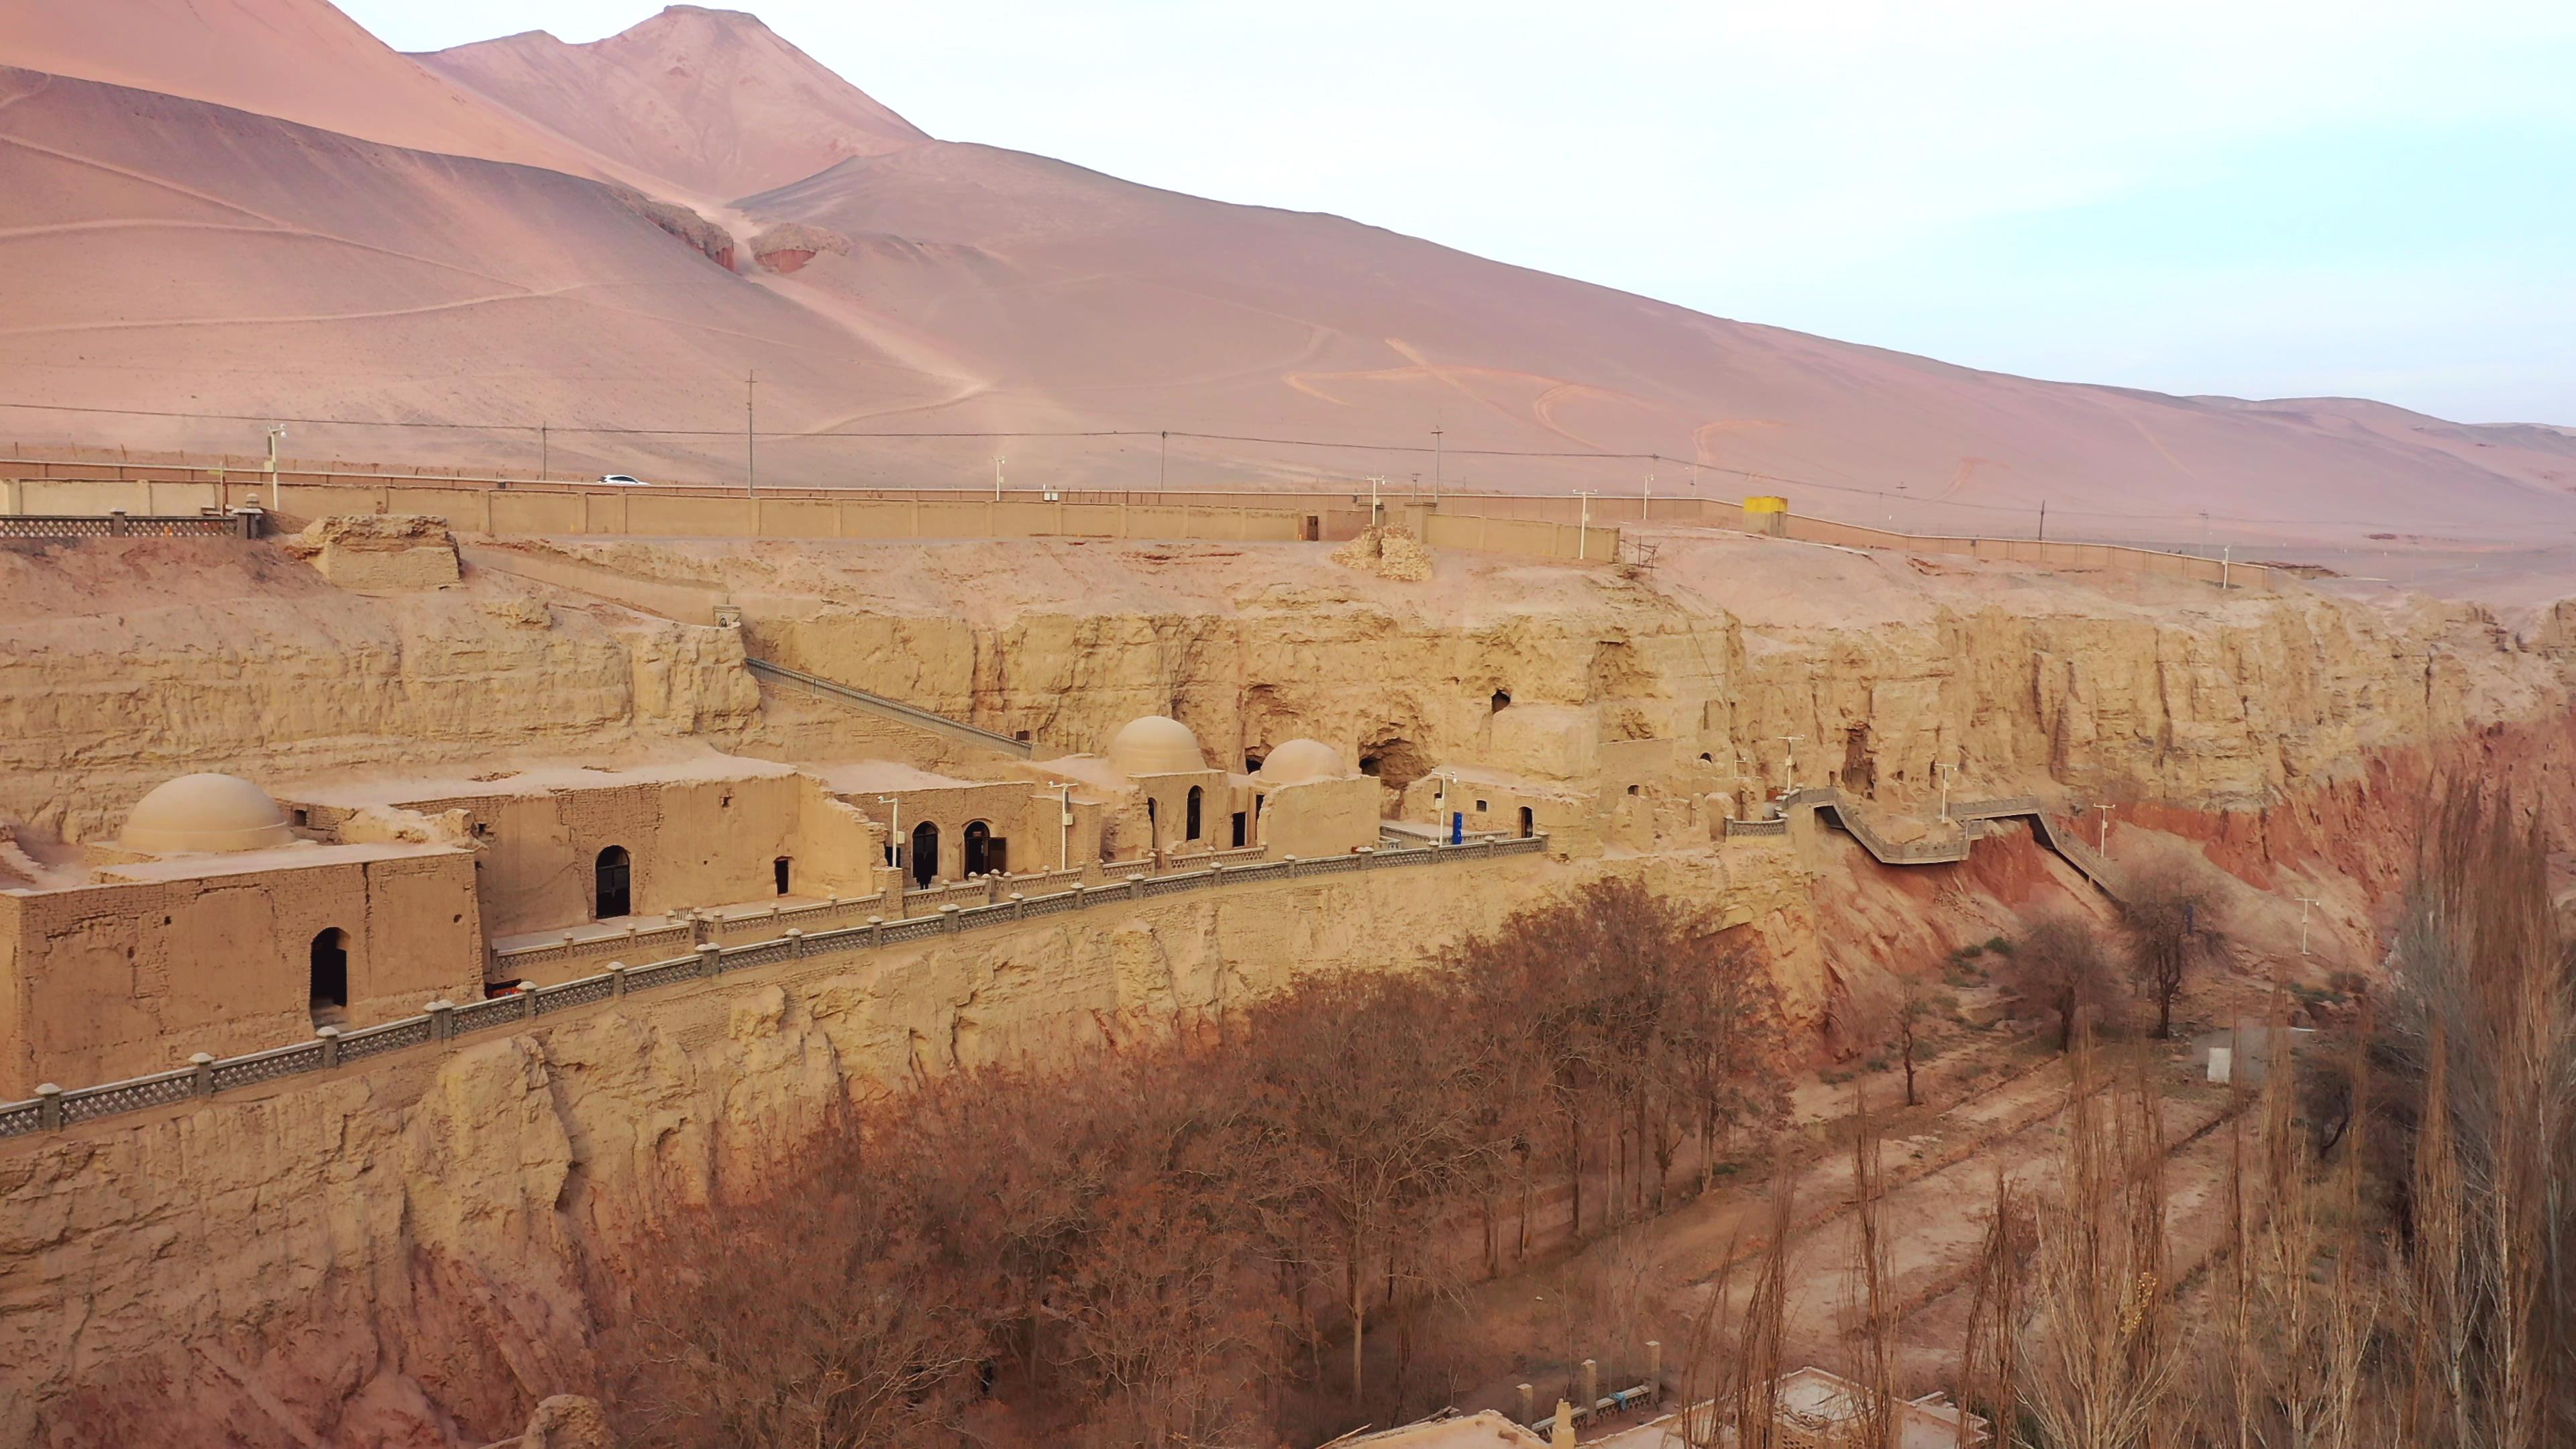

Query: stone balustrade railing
0 835 1550 1139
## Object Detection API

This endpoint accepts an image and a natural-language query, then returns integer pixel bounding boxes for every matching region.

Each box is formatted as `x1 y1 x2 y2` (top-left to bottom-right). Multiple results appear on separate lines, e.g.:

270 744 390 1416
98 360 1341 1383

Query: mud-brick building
0 773 482 1095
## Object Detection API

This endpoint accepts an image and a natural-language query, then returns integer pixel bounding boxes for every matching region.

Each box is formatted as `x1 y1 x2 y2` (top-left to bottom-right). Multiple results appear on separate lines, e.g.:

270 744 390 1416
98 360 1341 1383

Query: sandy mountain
0 64 953 480
736 142 2576 547
2 1 2570 565
418 5 928 205
0 0 622 179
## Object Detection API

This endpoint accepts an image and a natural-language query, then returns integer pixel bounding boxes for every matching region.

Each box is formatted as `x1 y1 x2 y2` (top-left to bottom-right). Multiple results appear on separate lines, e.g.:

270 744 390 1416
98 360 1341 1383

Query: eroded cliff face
506 530 2573 816
0 539 759 842
0 853 1809 1447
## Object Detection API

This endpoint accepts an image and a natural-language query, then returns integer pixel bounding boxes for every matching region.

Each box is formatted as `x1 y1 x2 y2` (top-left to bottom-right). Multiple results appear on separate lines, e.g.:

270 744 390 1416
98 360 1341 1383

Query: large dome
1107 715 1207 776
1254 739 1347 786
121 773 295 853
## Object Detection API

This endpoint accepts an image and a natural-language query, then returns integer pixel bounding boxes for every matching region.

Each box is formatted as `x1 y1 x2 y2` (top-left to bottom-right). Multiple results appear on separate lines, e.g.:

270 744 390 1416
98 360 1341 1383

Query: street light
876 796 902 874
1048 781 1077 870
1937 761 1957 818
1775 734 1804 792
2095 803 2114 855
266 425 288 510
2295 896 2320 956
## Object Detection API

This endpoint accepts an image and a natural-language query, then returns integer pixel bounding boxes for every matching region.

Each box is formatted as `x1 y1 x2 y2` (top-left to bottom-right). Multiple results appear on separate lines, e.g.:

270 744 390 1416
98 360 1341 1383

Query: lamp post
2096 803 2114 855
1049 781 1075 870
876 796 901 875
1937 761 1957 818
266 425 287 510
1775 734 1803 792
1573 490 1597 559
2295 896 2320 956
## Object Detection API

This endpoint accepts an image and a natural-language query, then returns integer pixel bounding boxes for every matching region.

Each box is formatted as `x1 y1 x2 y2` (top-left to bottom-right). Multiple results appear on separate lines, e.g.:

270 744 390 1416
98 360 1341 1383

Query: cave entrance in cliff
964 820 1004 877
911 821 941 888
1356 735 1432 792
309 928 348 1023
593 846 631 919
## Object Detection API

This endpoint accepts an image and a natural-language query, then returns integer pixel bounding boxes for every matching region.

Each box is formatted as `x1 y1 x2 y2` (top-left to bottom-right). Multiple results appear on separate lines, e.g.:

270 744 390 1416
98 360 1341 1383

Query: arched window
910 820 941 888
309 928 349 1020
963 820 994 877
594 846 631 919
1185 786 1203 841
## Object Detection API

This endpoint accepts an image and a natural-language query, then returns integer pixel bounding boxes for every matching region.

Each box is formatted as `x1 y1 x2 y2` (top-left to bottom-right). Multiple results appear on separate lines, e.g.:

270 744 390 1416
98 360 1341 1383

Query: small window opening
1185 786 1203 841
310 928 349 1022
291 807 311 828
1232 810 1248 848
1699 752 1714 763
1014 729 1032 743
1358 756 1383 777
1491 690 1512 712
773 857 792 896
1245 752 1265 772
1476 799 1489 812
1626 784 1641 796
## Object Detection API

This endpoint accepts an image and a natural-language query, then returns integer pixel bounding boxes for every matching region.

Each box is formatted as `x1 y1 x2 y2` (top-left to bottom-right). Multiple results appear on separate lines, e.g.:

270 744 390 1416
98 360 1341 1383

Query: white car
597 474 650 487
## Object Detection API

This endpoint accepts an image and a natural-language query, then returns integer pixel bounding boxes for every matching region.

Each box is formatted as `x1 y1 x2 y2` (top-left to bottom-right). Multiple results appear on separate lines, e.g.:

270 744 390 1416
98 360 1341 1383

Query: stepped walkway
1731 786 2125 900
744 657 1031 759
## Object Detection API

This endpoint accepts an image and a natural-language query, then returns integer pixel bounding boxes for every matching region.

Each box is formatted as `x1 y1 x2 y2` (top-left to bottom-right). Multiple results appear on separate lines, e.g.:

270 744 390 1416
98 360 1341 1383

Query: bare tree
2117 861 2226 1039
2006 915 2123 1050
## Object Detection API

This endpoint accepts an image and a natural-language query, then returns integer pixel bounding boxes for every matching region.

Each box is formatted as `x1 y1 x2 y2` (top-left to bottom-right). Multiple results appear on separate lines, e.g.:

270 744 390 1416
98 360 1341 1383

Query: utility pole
2096 803 2114 855
877 796 901 873
1776 734 1803 792
539 421 549 482
266 425 287 510
2295 896 2320 956
745 370 757 497
1643 471 1654 520
1368 474 1386 527
994 453 1004 502
1573 489 1596 559
2037 499 2047 542
1159 431 1168 492
1051 782 1075 870
1432 425 1443 503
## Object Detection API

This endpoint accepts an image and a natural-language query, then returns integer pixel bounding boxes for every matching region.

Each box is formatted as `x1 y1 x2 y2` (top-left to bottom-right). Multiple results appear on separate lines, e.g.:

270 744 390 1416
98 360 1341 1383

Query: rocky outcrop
607 186 736 270
745 220 849 274
280 514 462 591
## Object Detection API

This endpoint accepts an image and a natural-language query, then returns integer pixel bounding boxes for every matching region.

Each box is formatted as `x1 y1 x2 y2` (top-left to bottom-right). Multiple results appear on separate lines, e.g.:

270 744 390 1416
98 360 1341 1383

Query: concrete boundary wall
1776 513 2278 592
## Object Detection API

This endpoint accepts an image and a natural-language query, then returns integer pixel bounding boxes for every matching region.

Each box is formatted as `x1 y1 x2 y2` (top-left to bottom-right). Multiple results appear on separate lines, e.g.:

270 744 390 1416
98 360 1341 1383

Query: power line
0 399 2558 533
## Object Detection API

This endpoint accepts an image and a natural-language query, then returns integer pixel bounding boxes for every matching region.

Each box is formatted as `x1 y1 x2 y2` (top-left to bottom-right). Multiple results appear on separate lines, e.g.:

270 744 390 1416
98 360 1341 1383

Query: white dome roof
122 773 295 853
1254 739 1347 786
1107 715 1207 776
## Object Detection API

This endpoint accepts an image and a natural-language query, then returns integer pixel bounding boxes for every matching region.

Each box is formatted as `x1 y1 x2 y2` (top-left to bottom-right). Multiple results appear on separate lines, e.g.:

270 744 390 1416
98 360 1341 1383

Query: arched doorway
963 820 993 877
310 928 349 1021
1185 786 1203 841
910 820 941 888
1518 806 1535 839
594 846 631 918
1145 798 1159 848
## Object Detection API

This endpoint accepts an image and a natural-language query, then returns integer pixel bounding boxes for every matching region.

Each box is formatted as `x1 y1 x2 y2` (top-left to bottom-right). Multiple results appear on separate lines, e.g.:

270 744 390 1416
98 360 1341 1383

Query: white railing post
426 999 455 1043
607 963 628 999
696 944 722 977
35 1083 62 1132
315 1025 341 1069
867 915 884 948
518 981 539 1021
786 928 805 959
1010 892 1026 922
939 904 961 934
191 1052 215 1097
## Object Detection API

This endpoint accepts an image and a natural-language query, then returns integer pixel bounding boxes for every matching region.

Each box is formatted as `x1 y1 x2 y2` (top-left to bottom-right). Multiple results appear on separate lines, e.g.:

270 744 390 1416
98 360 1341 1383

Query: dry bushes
2005 915 2123 1050
601 879 1789 1444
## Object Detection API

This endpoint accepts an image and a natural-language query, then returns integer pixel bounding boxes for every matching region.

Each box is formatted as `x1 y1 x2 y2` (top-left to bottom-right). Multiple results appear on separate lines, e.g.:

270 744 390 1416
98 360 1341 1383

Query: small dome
1254 739 1347 786
1107 715 1207 776
122 773 295 853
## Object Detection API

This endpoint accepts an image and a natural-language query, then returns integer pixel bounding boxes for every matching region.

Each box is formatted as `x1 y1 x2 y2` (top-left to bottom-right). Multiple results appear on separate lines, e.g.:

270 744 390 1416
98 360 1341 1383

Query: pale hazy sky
350 1 2576 425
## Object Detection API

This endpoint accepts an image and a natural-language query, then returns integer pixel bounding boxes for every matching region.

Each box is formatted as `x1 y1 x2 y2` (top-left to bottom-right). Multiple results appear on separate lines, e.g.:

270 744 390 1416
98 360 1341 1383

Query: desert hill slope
0 65 955 477
0 0 2569 555
0 0 633 180
417 4 926 204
